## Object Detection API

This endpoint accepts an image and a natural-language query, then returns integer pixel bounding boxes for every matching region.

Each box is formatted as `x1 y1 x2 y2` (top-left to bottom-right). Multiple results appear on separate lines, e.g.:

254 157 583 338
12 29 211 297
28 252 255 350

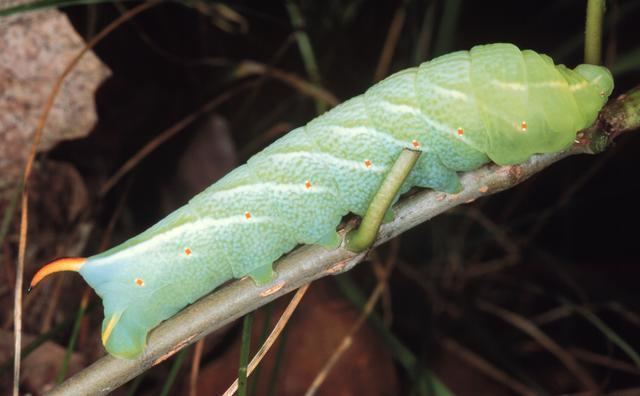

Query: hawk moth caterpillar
30 43 613 359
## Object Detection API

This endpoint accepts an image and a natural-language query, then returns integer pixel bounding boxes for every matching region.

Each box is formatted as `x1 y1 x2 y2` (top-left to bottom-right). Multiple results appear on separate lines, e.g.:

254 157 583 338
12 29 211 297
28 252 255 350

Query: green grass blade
249 304 273 396
612 47 640 76
285 0 326 114
562 299 640 369
266 324 290 396
159 348 188 396
55 291 90 383
125 373 145 396
238 312 254 396
432 0 462 57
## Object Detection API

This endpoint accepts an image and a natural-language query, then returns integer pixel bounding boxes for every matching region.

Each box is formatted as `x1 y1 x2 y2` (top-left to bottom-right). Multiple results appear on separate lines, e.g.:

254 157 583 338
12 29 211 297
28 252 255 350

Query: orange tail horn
28 257 87 292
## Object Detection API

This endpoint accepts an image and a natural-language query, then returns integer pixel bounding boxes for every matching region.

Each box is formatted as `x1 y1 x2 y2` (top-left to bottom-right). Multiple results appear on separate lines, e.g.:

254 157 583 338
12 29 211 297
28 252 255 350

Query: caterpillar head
572 64 614 126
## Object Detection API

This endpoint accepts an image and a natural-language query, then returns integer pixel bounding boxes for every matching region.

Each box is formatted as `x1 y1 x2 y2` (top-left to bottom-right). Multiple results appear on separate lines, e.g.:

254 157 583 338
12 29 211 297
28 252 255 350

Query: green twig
238 312 254 396
584 0 605 64
347 149 421 252
553 1 640 62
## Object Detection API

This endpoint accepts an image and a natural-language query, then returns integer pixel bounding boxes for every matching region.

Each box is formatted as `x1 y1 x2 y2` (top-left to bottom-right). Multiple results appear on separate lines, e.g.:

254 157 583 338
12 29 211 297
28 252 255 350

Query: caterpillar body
31 43 613 359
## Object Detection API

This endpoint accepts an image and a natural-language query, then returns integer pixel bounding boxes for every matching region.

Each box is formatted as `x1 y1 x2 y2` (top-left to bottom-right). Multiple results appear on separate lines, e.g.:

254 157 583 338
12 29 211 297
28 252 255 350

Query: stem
346 149 421 252
585 0 605 64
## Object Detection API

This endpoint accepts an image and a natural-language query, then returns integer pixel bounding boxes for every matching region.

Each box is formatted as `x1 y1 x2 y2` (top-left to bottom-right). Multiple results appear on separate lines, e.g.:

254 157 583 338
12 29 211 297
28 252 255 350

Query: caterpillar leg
248 264 276 286
346 148 421 253
100 309 149 359
410 154 462 194
383 207 395 223
317 231 341 250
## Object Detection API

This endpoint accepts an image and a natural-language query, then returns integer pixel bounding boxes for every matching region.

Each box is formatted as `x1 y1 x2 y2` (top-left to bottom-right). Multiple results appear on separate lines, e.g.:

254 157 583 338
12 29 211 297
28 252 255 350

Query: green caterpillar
31 43 613 359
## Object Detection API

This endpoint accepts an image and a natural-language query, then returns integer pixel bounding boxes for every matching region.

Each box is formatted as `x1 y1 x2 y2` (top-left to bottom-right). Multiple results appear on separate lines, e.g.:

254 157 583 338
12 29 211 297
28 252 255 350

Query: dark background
2 0 640 395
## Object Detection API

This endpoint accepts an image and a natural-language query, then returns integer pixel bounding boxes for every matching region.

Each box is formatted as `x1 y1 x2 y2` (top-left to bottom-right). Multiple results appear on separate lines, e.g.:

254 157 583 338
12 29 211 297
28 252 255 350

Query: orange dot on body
521 121 527 131
457 127 464 136
305 180 312 189
364 159 372 169
135 278 144 287
244 212 252 220
184 247 192 256
411 139 421 149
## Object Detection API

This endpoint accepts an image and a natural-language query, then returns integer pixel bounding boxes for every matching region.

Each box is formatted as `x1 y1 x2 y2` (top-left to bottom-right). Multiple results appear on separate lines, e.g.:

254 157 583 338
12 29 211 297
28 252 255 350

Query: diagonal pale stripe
102 311 123 346
325 125 413 150
418 78 472 101
209 182 330 198
270 151 387 173
91 215 274 263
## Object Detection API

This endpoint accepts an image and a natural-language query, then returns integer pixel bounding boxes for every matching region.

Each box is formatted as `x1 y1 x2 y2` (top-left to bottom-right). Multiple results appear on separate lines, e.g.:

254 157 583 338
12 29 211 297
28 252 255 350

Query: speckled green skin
79 43 613 358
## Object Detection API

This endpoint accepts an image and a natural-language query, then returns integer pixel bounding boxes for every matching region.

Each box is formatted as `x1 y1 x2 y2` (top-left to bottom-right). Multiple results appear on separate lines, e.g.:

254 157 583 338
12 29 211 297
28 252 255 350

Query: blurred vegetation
1 0 640 395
